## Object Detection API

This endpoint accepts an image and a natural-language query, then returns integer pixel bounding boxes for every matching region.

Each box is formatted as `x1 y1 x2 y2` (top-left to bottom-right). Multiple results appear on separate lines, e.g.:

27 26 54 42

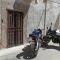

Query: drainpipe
43 0 47 35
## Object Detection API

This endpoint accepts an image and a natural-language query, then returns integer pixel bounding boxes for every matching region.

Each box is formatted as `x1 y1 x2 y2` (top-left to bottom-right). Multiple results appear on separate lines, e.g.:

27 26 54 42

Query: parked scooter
29 29 42 56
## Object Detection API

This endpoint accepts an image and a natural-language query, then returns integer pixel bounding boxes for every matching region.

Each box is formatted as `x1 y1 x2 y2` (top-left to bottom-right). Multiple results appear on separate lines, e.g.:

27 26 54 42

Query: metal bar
13 10 14 46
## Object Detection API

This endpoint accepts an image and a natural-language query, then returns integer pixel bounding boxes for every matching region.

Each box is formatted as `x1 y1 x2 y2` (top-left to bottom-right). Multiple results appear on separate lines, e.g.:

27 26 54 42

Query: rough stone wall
0 0 2 48
0 0 32 48
0 0 7 48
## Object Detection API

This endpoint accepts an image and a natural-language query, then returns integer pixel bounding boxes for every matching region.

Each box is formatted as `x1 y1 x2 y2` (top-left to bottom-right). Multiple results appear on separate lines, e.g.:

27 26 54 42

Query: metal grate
7 10 23 47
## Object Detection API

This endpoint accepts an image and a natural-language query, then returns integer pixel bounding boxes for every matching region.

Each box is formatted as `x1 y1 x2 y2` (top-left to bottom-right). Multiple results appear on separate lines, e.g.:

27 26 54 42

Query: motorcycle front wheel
30 41 38 56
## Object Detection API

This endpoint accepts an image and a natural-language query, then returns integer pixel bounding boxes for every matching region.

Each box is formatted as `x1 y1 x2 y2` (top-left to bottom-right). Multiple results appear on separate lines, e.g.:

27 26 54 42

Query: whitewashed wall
27 0 60 37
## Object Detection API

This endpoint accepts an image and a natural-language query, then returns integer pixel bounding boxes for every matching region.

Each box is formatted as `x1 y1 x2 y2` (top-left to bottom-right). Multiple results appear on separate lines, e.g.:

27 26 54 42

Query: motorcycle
29 29 42 56
43 26 60 47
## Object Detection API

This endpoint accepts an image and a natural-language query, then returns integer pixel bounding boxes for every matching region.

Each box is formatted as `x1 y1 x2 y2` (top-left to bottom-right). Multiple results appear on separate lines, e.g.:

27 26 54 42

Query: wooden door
7 10 23 47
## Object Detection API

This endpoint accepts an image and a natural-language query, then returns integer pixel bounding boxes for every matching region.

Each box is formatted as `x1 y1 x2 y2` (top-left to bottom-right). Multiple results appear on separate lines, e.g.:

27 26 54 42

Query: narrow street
0 41 60 60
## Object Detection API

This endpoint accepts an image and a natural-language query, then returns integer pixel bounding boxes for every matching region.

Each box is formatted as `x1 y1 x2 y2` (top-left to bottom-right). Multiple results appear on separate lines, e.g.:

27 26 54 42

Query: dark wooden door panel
7 10 23 47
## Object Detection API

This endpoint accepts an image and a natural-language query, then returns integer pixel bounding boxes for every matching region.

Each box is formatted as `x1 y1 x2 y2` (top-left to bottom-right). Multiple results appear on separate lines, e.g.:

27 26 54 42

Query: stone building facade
0 0 60 48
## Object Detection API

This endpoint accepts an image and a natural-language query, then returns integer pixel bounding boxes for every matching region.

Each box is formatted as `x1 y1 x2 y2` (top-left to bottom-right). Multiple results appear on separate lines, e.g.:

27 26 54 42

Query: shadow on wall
13 0 32 16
